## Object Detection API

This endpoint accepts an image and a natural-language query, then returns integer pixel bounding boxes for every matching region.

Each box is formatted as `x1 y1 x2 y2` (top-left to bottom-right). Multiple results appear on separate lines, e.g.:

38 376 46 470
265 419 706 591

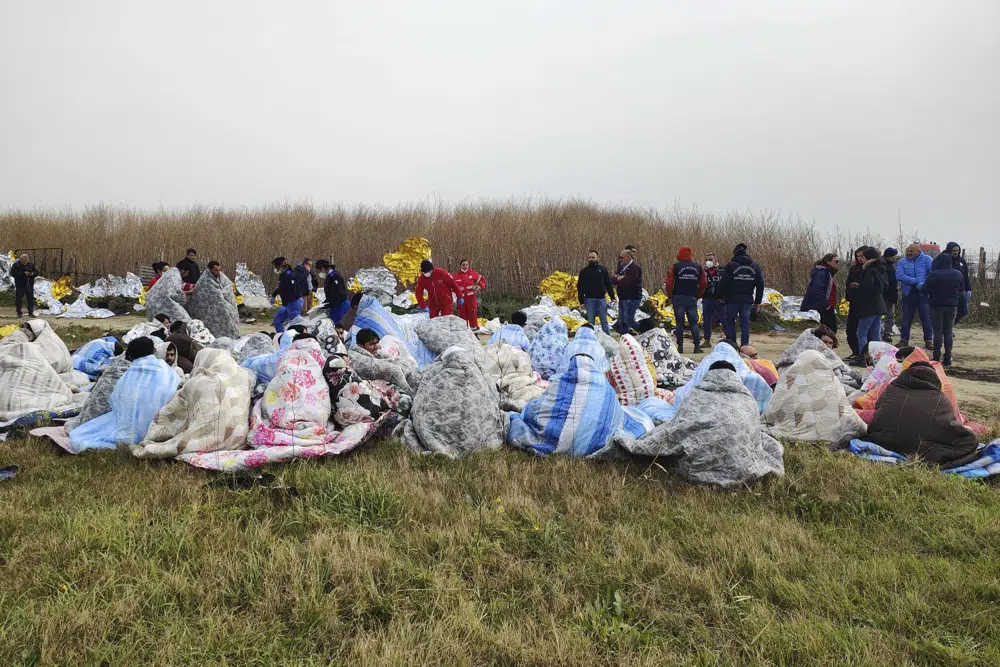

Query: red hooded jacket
664 246 707 298
416 268 462 311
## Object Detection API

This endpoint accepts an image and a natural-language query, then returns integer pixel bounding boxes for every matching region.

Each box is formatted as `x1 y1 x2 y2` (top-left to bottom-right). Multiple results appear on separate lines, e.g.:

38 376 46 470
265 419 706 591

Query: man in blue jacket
270 256 303 333
944 242 972 323
923 253 965 366
719 243 764 347
895 243 933 348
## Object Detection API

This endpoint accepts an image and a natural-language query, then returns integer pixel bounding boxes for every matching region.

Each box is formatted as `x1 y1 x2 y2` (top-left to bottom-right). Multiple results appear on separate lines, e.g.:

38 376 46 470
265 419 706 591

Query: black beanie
733 243 748 256
125 336 155 361
420 260 433 273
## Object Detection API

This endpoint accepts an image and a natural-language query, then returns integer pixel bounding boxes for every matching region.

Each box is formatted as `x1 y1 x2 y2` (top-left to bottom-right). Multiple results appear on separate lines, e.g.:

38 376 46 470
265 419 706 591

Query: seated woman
776 326 861 391
135 348 254 459
71 337 122 379
68 337 180 453
612 361 785 487
865 361 979 468
487 311 532 351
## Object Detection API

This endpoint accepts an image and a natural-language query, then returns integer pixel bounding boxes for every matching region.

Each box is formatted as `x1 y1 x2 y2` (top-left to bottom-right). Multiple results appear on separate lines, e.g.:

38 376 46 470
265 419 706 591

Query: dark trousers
819 307 838 334
882 302 896 340
846 305 859 356
900 290 932 344
15 285 34 317
702 298 724 341
616 299 640 334
931 306 956 360
672 295 700 346
724 302 752 347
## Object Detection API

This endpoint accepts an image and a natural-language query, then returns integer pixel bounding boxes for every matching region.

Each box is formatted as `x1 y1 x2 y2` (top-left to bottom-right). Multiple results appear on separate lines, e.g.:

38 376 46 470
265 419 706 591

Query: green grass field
2 435 999 666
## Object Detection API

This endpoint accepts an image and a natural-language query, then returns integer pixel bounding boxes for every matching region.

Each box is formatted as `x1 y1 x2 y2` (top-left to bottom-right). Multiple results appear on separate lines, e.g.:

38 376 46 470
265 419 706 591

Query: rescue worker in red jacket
452 259 487 330
416 259 463 318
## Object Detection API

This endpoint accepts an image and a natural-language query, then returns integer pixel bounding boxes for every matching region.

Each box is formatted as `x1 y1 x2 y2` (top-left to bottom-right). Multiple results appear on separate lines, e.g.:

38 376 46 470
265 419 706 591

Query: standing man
10 254 36 319
701 252 725 347
895 243 934 349
923 252 965 366
416 260 463 318
664 246 706 353
176 248 201 284
577 250 616 335
881 248 899 342
294 258 317 311
316 260 349 325
719 243 764 347
611 248 642 334
270 257 302 333
452 259 487 330
944 242 972 323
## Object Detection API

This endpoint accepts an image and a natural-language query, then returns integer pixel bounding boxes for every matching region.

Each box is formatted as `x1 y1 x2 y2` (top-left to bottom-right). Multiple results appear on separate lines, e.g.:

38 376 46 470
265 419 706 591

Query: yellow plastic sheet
766 290 784 308
139 286 146 306
647 291 671 321
838 298 849 317
231 283 243 306
50 275 74 301
538 271 580 308
477 317 489 328
560 315 585 333
0 323 18 339
383 237 432 287
348 277 362 293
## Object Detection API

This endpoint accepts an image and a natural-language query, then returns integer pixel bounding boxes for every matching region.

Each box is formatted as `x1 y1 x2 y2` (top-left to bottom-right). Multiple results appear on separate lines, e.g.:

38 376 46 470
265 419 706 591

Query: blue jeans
701 298 724 341
328 300 350 326
273 296 304 333
725 303 752 346
616 299 640 334
856 314 882 357
900 290 932 343
672 295 700 346
585 298 611 334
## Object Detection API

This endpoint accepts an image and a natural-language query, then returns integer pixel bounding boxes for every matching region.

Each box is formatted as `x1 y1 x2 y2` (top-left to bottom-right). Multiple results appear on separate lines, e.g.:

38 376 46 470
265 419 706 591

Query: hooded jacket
867 363 979 467
166 323 204 374
719 245 764 305
577 262 616 301
664 247 707 298
845 250 866 304
923 253 965 308
801 263 837 313
943 242 972 292
323 266 348 308
852 257 888 318
896 250 933 296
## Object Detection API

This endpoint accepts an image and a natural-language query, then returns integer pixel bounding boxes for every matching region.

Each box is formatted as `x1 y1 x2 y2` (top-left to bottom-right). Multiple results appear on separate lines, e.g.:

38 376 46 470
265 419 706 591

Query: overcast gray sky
1 0 997 243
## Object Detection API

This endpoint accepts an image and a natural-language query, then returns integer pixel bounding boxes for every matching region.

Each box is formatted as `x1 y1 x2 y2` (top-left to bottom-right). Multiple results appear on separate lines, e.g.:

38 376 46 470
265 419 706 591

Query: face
165 348 176 365
829 256 840 268
362 339 380 354
460 261 470 272
159 265 169 274
180 269 190 279
305 261 312 271
587 252 598 264
855 250 865 263
951 246 961 257
905 245 920 260
187 251 197 261
705 253 715 265
210 265 221 278
19 256 28 264
619 253 629 265
740 346 758 359
821 335 836 349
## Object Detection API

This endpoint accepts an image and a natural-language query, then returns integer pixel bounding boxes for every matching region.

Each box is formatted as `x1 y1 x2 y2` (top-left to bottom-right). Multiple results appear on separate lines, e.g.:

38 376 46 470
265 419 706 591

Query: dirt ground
3 307 998 410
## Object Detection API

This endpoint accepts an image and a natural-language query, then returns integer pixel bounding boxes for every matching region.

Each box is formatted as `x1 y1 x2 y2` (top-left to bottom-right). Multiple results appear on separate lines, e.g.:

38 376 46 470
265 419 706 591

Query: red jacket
416 268 462 309
452 269 486 297
664 247 707 298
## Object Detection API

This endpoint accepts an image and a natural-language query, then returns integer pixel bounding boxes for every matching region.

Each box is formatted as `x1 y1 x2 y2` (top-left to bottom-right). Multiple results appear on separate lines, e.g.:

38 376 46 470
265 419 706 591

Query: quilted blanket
65 356 130 433
529 318 569 380
849 439 1000 479
777 329 861 391
353 295 435 368
483 342 546 412
187 270 240 339
672 342 773 415
487 323 531 351
635 328 697 388
0 319 73 375
0 342 84 423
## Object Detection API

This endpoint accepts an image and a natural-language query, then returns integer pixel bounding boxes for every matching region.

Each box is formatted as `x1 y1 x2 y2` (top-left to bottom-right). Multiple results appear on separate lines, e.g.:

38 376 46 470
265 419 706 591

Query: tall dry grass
1 201 826 296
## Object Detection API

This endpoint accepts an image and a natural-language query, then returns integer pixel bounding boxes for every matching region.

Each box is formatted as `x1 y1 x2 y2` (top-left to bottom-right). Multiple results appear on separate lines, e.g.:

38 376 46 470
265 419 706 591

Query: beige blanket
0 319 73 375
483 342 546 412
0 342 84 421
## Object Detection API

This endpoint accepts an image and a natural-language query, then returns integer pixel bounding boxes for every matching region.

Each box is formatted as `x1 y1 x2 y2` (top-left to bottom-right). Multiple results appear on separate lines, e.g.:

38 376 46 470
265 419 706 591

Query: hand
457 298 465 306
752 304 760 313
423 307 430 314
848 282 859 288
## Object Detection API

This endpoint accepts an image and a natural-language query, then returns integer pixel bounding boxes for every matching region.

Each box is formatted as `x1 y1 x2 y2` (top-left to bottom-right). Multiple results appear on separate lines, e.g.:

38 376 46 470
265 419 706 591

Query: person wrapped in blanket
738 344 778 388
487 311 532 351
322 353 402 430
348 328 419 396
865 361 979 468
68 337 180 452
507 343 655 457
71 337 123 380
166 321 205 374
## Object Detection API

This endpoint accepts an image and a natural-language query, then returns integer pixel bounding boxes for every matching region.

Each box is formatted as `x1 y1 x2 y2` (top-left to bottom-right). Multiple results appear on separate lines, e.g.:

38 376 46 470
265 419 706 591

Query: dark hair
350 292 364 308
315 259 330 270
816 253 838 266
288 325 307 335
709 361 737 372
510 311 527 326
579 323 594 331
152 261 168 272
909 360 933 369
169 321 187 334
272 256 286 267
302 258 311 264
150 330 167 341
895 346 915 360
207 260 220 269
811 325 838 348
635 317 657 334
853 246 869 257
459 258 468 264
186 248 197 255
588 250 599 256
113 342 125 356
356 328 380 347
154 313 170 324
125 336 155 361
862 247 881 261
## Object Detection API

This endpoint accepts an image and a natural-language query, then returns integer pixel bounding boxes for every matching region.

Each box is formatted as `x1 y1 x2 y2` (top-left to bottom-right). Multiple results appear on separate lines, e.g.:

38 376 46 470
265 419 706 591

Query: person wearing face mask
701 252 725 346
801 253 840 334
577 250 616 335
315 260 349 325
415 260 463 318
452 259 487 330
895 243 934 349
270 256 303 333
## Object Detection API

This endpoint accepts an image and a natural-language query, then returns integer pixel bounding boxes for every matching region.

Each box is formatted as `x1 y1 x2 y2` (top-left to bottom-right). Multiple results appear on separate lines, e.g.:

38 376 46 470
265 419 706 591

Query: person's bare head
208 260 221 278
186 248 197 261
619 249 633 264
905 244 921 260
18 254 28 263
587 250 599 264
740 344 758 359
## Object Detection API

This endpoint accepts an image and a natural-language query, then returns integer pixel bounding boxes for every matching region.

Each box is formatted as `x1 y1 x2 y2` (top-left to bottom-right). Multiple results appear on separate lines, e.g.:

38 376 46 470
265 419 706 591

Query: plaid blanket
849 439 1000 478
188 270 241 339
0 342 83 423
134 349 254 459
612 369 785 487
67 356 180 453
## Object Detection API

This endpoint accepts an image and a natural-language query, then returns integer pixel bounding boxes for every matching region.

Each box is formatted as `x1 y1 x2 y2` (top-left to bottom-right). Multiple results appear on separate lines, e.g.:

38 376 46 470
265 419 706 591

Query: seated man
611 361 784 487
166 321 205 374
739 344 778 387
487 311 532 351
865 361 980 467
348 328 417 395
356 328 381 355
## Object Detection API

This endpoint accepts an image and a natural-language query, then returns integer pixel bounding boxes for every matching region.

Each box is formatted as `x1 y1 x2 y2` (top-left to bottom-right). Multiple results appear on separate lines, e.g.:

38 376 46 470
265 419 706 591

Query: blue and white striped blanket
71 338 117 379
508 353 652 457
68 356 180 453
353 296 435 368
849 439 1000 479
488 324 531 351
672 342 772 414
558 326 609 374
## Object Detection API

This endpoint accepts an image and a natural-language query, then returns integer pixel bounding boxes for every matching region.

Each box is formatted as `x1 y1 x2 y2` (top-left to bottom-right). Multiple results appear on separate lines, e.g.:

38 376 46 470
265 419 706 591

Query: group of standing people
576 243 765 350
803 242 972 367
